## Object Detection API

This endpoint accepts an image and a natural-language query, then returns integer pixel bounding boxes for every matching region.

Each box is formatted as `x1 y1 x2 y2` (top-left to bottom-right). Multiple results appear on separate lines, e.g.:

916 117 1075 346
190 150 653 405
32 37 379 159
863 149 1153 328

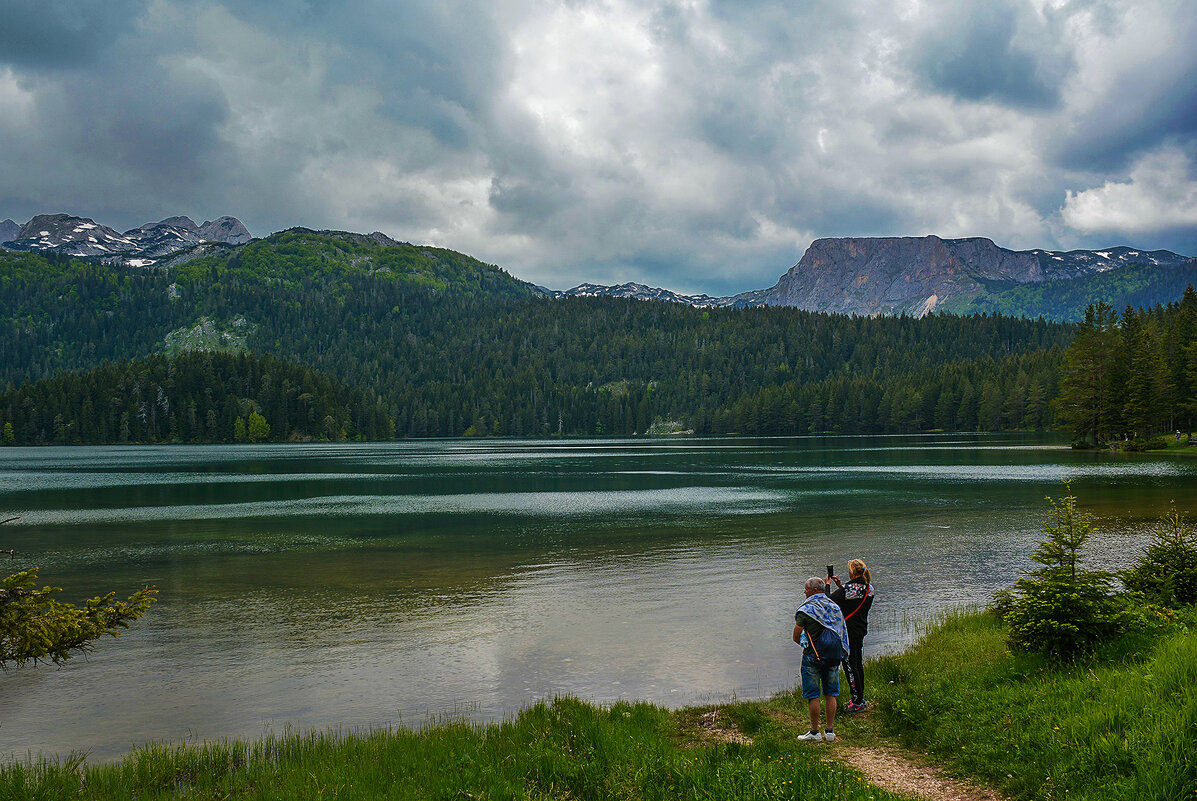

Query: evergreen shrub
996 482 1125 659
1123 503 1197 607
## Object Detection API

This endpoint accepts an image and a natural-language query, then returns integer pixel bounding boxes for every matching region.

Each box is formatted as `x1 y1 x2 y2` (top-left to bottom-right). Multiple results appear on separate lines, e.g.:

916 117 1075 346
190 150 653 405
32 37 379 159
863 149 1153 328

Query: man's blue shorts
800 653 840 700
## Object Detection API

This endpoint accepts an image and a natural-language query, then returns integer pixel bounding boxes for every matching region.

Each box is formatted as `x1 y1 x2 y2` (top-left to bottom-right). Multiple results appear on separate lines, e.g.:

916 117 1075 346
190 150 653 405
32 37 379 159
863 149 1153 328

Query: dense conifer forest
1056 287 1197 444
0 230 1140 441
0 351 394 445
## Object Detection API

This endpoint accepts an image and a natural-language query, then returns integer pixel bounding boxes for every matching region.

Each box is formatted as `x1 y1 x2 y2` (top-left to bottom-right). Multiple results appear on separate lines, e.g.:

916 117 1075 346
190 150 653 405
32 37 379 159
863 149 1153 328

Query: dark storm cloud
53 69 228 184
0 0 1194 292
911 1 1073 109
0 0 149 69
0 4 231 229
215 0 506 149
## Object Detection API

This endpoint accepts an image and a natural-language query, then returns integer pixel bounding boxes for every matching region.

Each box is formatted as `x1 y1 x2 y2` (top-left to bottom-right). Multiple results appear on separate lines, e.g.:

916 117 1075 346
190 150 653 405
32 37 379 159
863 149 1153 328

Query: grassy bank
5 609 1193 800
2 696 903 801
869 607 1197 800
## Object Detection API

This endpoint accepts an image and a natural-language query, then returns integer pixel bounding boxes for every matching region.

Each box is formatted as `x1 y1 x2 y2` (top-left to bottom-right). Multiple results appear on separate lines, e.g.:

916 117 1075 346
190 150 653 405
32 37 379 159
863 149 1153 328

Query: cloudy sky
1 0 1194 294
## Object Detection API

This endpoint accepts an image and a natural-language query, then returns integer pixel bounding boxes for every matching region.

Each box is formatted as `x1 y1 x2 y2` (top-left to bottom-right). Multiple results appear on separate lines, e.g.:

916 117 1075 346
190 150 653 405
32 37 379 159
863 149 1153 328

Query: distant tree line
0 351 394 445
1056 286 1197 444
1 237 1077 439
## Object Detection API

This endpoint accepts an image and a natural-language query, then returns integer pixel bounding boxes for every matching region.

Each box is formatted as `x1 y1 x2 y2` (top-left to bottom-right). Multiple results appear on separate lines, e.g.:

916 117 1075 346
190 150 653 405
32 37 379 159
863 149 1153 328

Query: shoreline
5 607 1192 800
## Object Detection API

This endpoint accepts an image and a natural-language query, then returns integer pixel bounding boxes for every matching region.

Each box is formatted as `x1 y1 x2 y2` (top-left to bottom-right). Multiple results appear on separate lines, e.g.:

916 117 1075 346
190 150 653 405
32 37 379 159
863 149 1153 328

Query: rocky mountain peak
0 219 18 244
198 216 252 245
155 215 200 232
10 213 138 257
123 217 205 260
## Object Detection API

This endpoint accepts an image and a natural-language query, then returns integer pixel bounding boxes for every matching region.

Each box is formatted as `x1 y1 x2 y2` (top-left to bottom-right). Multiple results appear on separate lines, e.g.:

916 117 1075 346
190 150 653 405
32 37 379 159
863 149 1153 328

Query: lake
0 435 1192 761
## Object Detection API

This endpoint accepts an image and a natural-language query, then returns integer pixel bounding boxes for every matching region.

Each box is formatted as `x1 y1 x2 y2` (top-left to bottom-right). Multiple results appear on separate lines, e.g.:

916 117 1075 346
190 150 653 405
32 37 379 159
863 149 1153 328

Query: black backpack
809 625 843 668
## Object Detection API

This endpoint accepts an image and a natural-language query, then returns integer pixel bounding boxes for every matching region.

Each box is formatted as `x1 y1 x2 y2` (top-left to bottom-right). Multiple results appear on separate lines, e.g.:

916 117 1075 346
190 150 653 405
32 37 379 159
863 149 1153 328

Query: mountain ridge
0 212 253 263
557 235 1190 318
2 210 1190 318
755 235 1189 316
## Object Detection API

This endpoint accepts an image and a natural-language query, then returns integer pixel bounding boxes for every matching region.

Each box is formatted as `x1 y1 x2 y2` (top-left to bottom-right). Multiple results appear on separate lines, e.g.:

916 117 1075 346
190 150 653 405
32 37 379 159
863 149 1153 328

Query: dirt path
756 707 1003 801
833 746 1002 801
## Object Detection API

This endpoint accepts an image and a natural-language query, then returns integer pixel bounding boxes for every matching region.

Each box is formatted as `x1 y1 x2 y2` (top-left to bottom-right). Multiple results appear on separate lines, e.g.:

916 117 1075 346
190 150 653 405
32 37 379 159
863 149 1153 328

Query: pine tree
1123 503 1197 607
999 482 1122 659
1056 303 1121 444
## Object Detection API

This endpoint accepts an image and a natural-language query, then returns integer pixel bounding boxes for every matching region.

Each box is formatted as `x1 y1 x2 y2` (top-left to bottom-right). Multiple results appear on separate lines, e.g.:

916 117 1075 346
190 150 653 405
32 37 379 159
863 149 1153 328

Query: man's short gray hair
805 577 826 593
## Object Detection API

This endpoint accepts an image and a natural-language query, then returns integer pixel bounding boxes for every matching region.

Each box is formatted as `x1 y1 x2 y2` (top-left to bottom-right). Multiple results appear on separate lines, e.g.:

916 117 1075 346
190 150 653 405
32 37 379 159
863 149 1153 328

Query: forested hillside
0 351 394 445
957 258 1197 321
1 232 1077 438
1057 287 1197 444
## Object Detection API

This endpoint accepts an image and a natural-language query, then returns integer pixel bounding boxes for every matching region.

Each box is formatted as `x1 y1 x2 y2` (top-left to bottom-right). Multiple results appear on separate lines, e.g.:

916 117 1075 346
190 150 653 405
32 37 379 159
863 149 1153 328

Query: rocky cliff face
757 236 1190 316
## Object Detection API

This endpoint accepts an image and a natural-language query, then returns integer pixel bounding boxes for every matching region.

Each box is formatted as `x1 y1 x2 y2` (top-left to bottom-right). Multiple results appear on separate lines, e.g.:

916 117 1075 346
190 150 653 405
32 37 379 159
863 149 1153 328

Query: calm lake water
1 435 1193 761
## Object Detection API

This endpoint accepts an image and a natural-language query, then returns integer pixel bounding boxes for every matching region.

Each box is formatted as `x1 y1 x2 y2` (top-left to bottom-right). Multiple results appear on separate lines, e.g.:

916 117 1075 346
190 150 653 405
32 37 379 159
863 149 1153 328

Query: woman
829 559 874 712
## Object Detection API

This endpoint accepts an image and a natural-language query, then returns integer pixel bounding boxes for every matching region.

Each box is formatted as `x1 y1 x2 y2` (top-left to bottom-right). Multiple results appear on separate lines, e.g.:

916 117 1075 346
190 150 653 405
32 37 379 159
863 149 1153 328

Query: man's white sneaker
797 730 823 742
824 731 837 742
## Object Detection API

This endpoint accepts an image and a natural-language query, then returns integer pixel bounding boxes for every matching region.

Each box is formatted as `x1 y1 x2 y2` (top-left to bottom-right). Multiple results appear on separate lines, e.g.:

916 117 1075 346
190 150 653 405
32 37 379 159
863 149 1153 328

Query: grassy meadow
868 607 1197 800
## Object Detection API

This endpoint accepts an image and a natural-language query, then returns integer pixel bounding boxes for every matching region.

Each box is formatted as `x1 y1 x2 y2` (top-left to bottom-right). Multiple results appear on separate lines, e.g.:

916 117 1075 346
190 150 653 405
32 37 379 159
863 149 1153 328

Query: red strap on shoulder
842 584 870 621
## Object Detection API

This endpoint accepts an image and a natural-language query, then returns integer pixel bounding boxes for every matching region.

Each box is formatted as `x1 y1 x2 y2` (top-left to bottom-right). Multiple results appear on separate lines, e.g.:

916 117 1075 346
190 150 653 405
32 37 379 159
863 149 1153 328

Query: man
792 576 850 742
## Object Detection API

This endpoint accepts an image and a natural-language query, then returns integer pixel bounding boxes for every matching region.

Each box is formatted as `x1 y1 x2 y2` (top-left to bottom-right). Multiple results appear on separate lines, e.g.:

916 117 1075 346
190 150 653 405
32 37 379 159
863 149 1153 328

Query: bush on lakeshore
1122 503 1197 607
995 482 1124 660
1121 436 1168 451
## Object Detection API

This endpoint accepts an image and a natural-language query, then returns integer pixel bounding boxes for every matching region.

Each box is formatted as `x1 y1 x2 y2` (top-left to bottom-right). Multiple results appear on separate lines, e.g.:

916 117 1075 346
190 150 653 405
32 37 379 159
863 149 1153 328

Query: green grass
869 607 1197 800
1 697 908 800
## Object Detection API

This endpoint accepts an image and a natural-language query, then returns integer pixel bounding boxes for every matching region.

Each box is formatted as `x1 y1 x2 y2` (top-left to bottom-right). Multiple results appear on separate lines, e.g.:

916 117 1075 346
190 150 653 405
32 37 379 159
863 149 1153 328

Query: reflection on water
0 434 1192 761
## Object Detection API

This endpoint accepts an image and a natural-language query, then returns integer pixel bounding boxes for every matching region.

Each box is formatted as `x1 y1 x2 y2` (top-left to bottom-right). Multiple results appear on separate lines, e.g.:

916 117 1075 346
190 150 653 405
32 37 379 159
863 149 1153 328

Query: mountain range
0 213 251 264
557 236 1192 318
1 211 1192 319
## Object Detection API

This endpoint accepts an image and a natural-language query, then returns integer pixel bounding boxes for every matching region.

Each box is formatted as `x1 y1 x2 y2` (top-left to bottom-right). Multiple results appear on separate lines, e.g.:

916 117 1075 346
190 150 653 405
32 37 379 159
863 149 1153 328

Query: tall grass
870 607 1197 800
2 697 908 800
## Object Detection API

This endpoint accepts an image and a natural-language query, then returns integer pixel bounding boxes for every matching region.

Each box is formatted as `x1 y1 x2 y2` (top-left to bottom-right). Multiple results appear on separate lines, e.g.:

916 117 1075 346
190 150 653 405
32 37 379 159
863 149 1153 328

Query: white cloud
1061 147 1197 234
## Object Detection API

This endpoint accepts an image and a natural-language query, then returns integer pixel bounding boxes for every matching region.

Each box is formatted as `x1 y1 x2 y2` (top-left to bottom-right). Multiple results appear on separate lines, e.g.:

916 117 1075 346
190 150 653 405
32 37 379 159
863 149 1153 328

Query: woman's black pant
844 632 865 703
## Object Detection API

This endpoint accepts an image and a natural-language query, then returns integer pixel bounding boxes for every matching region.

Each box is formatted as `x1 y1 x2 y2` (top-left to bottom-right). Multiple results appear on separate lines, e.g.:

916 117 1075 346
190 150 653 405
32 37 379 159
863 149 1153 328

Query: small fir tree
1123 503 1197 607
999 482 1122 659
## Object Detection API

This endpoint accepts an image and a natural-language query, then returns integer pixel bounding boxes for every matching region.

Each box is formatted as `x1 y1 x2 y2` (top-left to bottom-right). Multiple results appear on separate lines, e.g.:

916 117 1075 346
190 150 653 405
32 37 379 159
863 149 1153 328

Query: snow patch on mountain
551 281 765 308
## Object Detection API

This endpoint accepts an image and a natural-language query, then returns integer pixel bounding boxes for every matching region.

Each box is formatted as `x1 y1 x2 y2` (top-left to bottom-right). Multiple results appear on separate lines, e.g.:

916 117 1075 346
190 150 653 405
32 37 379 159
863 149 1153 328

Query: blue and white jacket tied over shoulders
797 593 851 655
